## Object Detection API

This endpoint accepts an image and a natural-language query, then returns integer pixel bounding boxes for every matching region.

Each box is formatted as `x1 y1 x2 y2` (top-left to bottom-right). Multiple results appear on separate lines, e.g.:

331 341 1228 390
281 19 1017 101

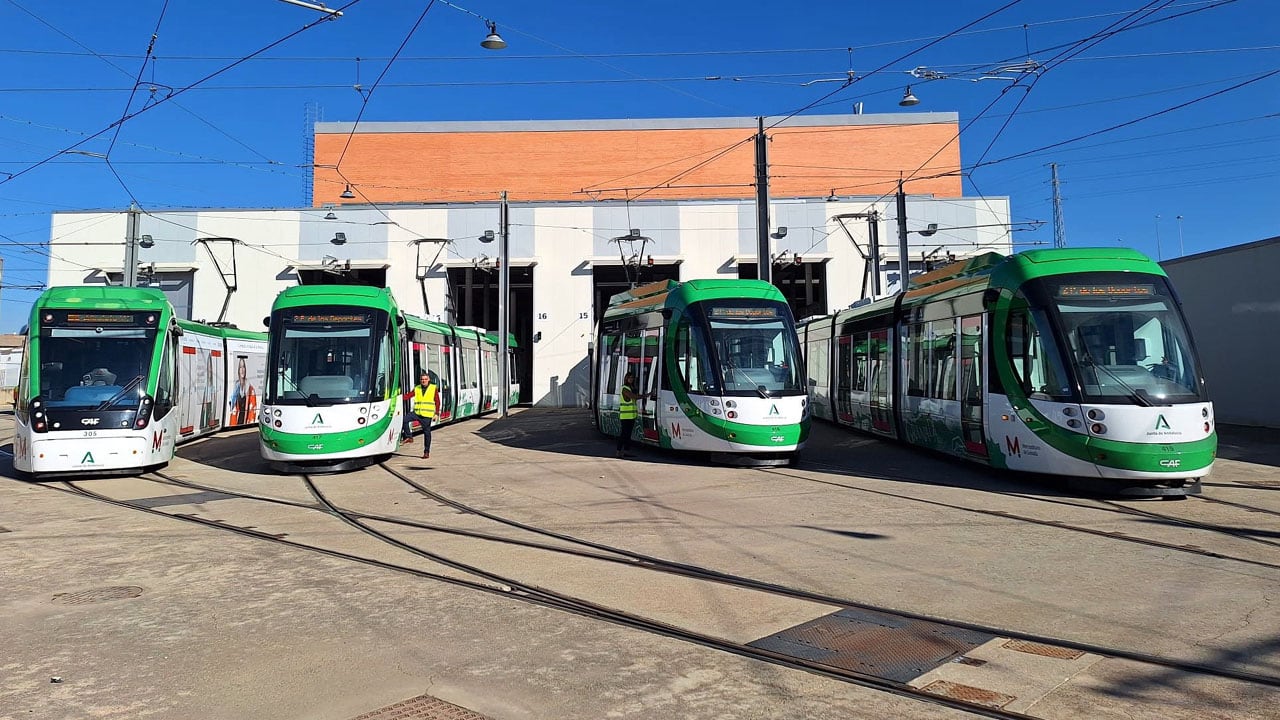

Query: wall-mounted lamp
826 189 838 202
138 234 155 249
629 228 642 238
916 223 939 237
340 185 356 199
331 232 347 245
480 21 507 50
480 230 495 244
771 226 788 239
324 212 337 220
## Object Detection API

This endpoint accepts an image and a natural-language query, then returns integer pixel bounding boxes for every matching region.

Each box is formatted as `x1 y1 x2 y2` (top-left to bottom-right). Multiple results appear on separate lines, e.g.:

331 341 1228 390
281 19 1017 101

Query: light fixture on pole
277 0 343 16
899 86 920 107
481 21 507 50
324 211 337 220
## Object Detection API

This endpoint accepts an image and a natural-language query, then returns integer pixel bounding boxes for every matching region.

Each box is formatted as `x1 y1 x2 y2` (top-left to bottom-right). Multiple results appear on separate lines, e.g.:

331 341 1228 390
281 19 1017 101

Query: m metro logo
1004 436 1021 458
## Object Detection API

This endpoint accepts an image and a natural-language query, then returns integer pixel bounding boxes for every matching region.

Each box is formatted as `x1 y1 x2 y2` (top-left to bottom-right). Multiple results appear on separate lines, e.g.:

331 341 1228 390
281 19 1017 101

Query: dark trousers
617 417 636 453
404 411 433 452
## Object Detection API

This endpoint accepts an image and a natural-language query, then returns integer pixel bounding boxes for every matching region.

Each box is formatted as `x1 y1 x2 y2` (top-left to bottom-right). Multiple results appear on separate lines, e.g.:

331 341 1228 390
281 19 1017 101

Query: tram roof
813 247 1166 325
271 284 398 312
34 285 169 310
604 278 787 319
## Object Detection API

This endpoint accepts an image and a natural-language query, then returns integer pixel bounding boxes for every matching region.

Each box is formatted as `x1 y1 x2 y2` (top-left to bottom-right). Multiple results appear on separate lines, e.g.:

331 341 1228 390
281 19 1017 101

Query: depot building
46 113 1013 407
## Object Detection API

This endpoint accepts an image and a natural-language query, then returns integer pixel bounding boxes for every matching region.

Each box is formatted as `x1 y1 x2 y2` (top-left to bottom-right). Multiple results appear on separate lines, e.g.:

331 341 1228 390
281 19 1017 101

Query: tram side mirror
263 316 271 329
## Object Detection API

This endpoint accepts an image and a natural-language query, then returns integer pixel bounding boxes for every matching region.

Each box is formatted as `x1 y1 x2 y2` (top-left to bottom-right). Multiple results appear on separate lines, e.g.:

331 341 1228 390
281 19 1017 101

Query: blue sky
0 0 1276 331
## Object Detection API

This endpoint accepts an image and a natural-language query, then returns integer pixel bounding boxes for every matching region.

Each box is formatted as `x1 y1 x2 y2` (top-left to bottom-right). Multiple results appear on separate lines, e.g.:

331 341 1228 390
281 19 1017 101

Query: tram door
960 315 987 456
638 327 663 442
836 335 853 423
869 328 894 435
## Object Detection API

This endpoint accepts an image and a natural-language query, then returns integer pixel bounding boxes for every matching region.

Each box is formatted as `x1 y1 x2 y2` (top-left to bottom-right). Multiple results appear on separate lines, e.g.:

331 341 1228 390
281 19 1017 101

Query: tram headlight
1090 423 1107 435
1087 409 1105 421
727 410 737 419
30 396 48 433
1202 407 1209 418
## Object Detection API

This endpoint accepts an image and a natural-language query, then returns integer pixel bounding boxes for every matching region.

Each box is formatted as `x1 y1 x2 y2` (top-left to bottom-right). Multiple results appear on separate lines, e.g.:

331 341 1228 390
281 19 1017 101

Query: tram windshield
696 301 804 396
36 310 159 410
1027 273 1205 405
267 306 389 405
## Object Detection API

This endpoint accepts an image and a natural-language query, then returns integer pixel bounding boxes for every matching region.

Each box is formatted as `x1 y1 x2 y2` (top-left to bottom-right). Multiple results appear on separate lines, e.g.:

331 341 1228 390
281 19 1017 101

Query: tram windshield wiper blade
1080 357 1153 407
95 374 144 411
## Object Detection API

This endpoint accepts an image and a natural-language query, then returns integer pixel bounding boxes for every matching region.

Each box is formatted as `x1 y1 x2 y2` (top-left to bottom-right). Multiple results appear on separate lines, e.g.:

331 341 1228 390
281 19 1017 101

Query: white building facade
48 195 1012 407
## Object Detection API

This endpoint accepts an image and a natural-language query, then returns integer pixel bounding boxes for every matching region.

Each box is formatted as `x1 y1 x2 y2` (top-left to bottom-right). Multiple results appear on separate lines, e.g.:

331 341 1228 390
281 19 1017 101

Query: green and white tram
800 248 1215 495
14 286 268 477
260 285 517 472
591 279 809 464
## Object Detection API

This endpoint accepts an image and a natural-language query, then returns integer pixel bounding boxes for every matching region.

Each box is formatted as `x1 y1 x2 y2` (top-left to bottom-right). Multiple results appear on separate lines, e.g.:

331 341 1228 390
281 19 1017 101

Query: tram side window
907 323 929 398
837 338 852 398
1007 306 1071 400
154 336 175 418
603 334 622 394
853 334 869 392
960 315 983 405
932 320 957 401
674 320 714 394
806 337 827 391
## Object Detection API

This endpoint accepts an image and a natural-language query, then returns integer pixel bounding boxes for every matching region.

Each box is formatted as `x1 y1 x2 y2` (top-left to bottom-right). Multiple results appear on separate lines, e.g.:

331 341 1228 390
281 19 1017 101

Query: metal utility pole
867 213 881 297
1176 215 1185 256
896 180 909 292
1050 163 1066 249
754 116 771 283
497 191 511 418
124 202 140 287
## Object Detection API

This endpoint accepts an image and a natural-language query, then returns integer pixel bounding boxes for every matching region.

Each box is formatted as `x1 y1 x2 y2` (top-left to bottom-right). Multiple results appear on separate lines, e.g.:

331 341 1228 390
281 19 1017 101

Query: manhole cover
352 694 491 720
52 586 144 605
748 607 994 682
920 680 1016 709
1003 639 1085 660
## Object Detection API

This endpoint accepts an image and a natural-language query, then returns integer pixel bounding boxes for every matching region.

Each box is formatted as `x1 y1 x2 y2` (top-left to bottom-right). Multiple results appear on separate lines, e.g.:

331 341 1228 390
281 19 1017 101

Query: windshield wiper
1078 355 1154 407
96 375 144 411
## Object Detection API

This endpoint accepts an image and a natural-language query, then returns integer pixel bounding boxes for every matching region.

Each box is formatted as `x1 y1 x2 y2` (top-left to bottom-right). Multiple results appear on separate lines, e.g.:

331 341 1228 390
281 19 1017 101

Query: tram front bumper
28 436 154 474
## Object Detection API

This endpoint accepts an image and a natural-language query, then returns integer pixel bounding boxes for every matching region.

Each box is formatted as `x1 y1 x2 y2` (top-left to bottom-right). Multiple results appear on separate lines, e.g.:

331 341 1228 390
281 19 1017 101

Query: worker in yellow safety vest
402 372 438 459
617 371 638 458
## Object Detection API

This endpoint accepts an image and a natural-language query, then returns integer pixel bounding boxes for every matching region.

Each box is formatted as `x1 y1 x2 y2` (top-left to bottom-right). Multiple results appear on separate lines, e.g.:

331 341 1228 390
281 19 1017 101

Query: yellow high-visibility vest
413 384 437 418
619 384 637 420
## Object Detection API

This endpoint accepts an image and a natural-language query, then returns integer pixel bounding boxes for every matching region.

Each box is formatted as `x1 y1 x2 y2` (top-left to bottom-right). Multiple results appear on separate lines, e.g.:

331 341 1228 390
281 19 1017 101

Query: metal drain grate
748 607 995 682
1003 639 1085 660
351 694 492 720
52 586 144 605
920 680 1016 708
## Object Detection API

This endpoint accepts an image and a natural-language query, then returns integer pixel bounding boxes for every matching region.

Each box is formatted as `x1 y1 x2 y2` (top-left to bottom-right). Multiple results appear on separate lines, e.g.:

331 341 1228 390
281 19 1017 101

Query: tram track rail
49 474 1038 720
117 465 1280 695
778 461 1280 572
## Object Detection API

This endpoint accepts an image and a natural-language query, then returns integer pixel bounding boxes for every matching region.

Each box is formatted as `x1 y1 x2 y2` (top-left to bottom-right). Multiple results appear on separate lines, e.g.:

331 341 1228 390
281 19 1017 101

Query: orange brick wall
313 121 962 206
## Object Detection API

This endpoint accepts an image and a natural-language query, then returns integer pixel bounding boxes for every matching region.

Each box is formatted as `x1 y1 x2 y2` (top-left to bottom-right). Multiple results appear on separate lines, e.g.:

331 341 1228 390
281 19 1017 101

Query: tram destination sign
287 312 370 324
50 311 144 326
708 307 780 319
1058 284 1154 299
